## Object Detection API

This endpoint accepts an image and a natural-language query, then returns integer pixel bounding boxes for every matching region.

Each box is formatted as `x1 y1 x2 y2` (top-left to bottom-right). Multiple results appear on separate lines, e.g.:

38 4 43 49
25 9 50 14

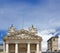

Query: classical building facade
47 36 59 52
3 25 42 53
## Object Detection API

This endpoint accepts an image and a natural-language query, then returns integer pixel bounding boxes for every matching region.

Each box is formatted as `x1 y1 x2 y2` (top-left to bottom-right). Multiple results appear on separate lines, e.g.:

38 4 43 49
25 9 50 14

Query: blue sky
0 0 60 51
0 0 60 30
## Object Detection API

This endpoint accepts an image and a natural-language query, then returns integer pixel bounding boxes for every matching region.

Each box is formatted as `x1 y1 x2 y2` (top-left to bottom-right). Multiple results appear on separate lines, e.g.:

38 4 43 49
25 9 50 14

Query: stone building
0 44 3 53
47 35 59 52
3 25 42 53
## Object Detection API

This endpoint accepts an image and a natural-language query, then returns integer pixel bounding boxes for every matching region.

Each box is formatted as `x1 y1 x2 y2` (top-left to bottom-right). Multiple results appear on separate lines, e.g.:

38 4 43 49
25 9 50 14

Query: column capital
15 43 18 44
37 42 39 44
27 43 30 44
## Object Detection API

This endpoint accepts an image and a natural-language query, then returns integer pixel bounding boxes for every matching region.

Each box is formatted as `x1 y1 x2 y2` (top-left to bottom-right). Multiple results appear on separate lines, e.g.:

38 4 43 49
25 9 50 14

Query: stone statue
7 24 16 36
28 25 37 35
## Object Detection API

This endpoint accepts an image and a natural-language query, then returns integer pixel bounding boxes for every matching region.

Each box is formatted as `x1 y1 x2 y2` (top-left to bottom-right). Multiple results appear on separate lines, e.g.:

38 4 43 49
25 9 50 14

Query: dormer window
53 38 55 41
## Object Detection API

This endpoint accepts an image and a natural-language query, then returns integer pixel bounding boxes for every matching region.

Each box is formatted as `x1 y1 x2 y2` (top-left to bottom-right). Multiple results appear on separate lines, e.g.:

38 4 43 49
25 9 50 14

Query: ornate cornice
3 25 42 42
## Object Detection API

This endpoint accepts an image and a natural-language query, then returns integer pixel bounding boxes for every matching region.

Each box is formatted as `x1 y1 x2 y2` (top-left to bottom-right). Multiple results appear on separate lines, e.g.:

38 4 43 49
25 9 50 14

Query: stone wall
42 52 60 53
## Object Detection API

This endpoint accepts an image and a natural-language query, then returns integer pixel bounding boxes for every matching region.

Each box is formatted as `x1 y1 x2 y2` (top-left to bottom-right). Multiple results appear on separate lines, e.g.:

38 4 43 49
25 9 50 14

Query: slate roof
47 35 58 42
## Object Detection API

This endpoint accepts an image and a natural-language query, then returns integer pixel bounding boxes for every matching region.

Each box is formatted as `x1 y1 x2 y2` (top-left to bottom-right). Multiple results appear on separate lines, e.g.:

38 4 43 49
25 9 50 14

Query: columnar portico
5 43 41 53
3 25 42 53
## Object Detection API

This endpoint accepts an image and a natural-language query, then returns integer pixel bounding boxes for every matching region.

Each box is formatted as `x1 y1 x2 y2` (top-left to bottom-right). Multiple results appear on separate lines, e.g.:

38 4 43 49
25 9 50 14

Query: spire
10 24 14 27
32 25 34 28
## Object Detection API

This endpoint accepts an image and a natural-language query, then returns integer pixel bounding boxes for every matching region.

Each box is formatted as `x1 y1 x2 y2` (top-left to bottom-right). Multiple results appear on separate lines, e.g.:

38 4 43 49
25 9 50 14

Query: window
10 52 15 53
31 52 35 53
31 51 35 53
53 38 55 41
54 50 57 52
20 51 26 53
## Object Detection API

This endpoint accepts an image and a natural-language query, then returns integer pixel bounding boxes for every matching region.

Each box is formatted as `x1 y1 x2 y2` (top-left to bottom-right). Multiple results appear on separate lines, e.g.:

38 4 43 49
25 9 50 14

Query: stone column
27 43 30 53
36 43 39 53
3 42 5 53
6 43 9 53
15 43 18 53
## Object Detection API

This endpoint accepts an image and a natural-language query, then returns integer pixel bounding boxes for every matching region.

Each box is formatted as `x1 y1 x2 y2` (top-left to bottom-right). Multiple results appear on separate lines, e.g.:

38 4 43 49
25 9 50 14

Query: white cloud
37 29 59 51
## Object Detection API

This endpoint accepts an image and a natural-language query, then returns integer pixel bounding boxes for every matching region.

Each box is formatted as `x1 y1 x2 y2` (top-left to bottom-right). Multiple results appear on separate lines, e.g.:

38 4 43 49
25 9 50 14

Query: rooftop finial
8 24 16 32
32 25 34 28
10 24 14 28
28 25 37 35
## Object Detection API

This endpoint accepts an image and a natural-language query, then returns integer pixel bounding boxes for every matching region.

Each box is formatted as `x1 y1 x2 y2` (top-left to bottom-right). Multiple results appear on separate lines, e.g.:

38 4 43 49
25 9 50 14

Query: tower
47 35 59 52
